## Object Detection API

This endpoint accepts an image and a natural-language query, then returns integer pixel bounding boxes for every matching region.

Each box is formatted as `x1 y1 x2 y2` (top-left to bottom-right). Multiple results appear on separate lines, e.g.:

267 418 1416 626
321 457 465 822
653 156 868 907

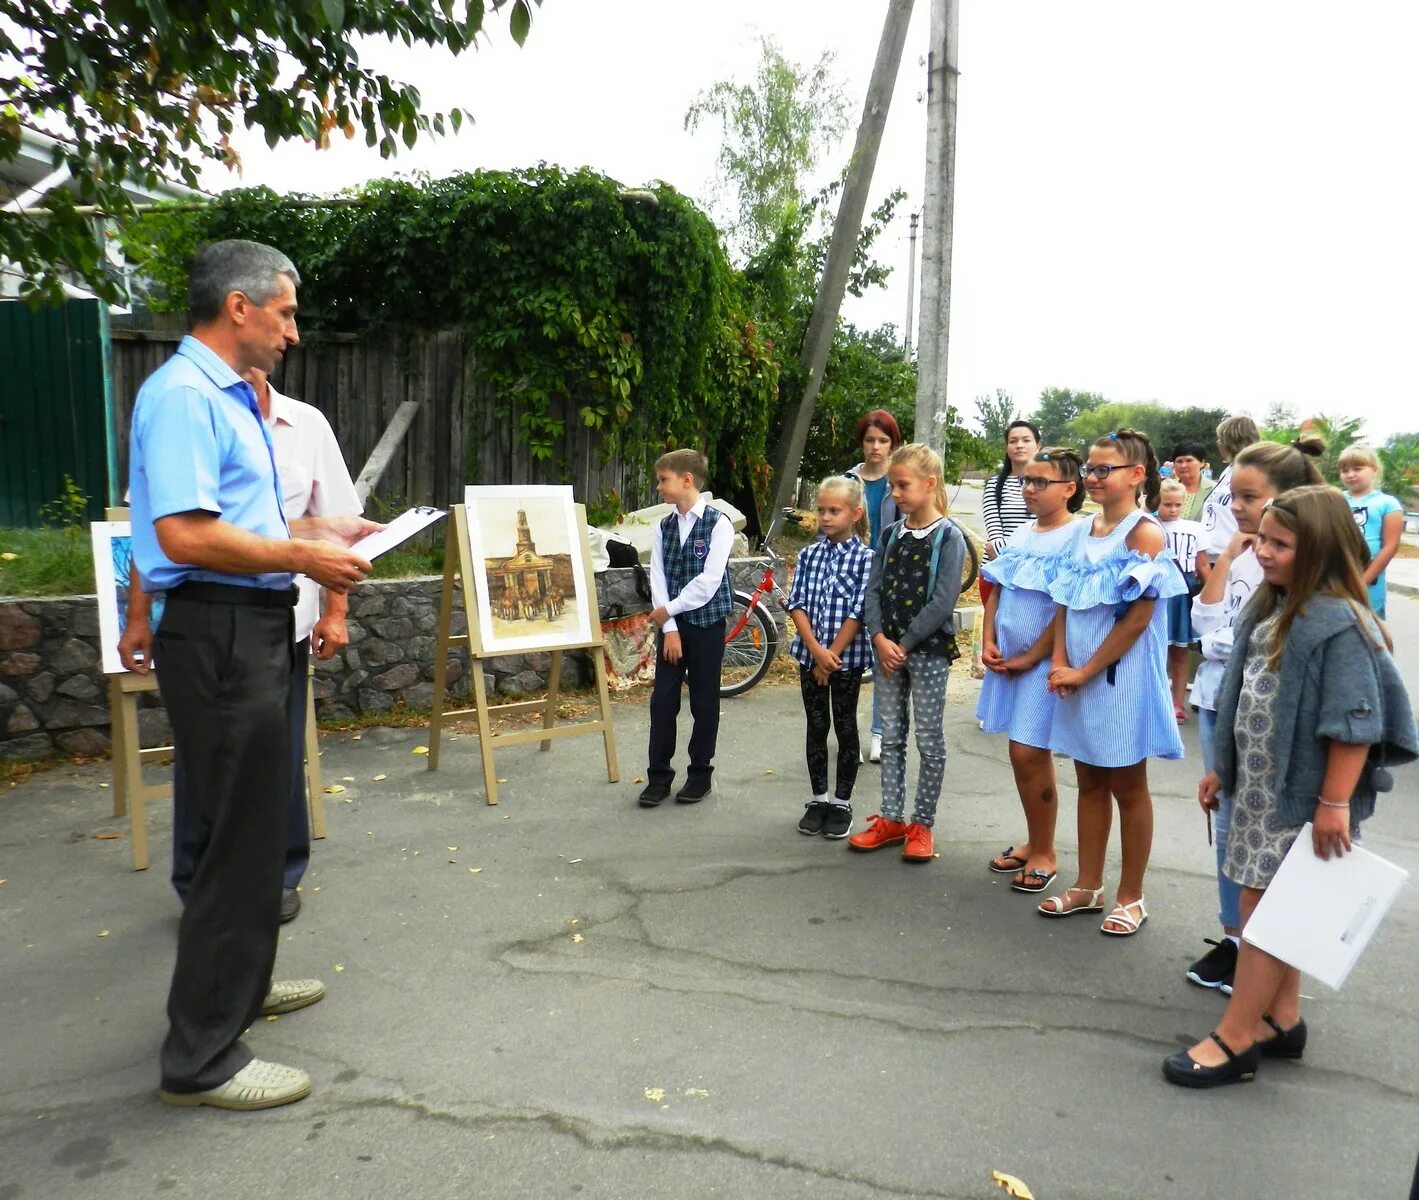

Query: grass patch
0 527 95 597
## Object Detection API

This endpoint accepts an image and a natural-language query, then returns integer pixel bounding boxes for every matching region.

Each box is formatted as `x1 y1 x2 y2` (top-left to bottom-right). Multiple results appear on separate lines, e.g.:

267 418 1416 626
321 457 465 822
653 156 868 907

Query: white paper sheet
1242 823 1410 989
350 506 446 561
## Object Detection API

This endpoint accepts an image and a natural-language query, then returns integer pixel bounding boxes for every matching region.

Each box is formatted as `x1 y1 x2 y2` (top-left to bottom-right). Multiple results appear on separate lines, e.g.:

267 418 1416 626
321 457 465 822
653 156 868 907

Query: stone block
391 595 428 617
137 708 172 748
340 669 371 695
7 703 40 734
352 592 386 618
407 636 435 662
56 728 111 757
450 610 468 637
358 639 403 667
345 620 368 644
45 699 109 729
371 662 420 691
72 607 101 638
56 674 101 702
342 646 361 671
371 616 415 640
51 638 99 675
484 671 497 695
25 672 56 703
498 670 545 698
0 732 54 760
357 687 395 715
0 604 41 651
310 676 337 701
402 682 435 711
0 682 16 705
0 652 39 677
317 702 356 722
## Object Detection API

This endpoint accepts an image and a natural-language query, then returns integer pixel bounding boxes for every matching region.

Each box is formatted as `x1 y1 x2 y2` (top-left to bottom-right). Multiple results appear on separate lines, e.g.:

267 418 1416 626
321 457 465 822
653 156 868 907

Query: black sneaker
638 783 671 808
1186 937 1238 990
822 805 853 839
798 802 829 835
675 776 712 804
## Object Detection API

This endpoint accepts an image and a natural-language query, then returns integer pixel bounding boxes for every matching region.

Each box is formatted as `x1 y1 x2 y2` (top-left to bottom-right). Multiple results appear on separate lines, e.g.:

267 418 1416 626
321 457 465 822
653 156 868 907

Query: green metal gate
0 298 114 527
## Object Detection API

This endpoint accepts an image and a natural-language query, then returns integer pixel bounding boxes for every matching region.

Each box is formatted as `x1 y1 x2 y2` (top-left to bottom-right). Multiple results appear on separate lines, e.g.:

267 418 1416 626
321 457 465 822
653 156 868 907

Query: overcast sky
205 1 1419 442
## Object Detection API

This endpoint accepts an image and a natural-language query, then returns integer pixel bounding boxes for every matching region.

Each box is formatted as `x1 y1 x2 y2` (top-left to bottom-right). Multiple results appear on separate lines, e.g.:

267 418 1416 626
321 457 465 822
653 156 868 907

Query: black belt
169 581 298 608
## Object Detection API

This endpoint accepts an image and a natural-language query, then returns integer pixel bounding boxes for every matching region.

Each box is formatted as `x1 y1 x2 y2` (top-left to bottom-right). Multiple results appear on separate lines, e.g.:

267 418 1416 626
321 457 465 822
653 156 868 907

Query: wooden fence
110 329 642 512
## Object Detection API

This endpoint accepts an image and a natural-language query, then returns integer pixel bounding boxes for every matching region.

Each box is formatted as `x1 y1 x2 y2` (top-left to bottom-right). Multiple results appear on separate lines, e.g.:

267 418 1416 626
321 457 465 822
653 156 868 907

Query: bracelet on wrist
1316 798 1350 810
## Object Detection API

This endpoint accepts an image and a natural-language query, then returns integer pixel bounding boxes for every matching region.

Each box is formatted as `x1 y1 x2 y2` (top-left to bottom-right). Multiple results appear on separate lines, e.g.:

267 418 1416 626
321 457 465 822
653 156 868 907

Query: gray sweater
863 519 966 652
1214 593 1417 826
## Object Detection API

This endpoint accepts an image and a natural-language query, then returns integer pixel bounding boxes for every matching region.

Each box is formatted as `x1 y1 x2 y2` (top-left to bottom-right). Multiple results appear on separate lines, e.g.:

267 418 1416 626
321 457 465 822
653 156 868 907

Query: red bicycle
720 540 789 697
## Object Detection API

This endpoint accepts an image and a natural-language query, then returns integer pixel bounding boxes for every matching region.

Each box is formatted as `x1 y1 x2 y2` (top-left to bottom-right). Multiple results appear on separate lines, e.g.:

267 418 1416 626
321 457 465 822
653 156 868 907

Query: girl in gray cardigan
1164 486 1417 1089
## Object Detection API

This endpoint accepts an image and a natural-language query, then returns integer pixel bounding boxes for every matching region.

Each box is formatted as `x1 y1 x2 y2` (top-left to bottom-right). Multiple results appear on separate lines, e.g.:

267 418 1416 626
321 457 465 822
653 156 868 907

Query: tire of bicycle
720 593 779 697
951 518 981 592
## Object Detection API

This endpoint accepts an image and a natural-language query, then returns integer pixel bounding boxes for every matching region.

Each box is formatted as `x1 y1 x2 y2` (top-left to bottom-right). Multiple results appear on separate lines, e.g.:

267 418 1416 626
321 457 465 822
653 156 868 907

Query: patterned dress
1224 613 1358 889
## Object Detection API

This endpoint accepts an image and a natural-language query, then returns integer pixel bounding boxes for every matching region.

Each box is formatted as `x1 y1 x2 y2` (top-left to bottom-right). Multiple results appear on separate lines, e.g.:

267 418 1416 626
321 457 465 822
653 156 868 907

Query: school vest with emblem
660 506 733 625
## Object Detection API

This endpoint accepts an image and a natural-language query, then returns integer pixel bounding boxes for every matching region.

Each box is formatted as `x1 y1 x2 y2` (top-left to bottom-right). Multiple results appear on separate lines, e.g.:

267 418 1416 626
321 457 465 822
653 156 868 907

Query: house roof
1 124 206 206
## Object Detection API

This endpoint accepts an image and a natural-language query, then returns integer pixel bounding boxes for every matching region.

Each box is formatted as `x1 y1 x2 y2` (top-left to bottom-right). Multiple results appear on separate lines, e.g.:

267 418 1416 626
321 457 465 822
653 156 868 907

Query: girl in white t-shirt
1156 479 1208 722
1198 415 1261 562
1183 436 1324 994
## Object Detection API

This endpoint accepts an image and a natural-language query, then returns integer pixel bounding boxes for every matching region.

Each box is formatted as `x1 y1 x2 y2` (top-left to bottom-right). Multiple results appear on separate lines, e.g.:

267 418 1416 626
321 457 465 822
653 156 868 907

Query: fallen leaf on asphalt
372 774 387 782
643 1087 664 1103
496 777 508 783
634 776 644 784
448 859 457 864
764 769 774 775
468 868 482 874
992 1171 1035 1199
571 933 584 943
0 880 6 886
684 1088 709 1098
447 846 458 851
341 776 355 782
567 858 582 865
334 964 344 973
412 746 429 756
95 832 122 840
324 784 346 794
265 1014 278 1022
97 930 110 938
351 734 362 740
99 782 109 789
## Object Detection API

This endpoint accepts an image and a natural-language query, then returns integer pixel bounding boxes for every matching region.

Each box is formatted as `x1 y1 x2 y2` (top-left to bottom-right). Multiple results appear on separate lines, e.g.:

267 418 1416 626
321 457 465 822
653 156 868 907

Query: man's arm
117 562 153 673
155 512 369 592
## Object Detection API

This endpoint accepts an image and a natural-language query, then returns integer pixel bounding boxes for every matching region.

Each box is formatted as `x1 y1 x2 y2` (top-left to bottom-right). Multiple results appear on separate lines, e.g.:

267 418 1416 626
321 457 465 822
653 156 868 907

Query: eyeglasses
1079 464 1135 480
1021 476 1068 490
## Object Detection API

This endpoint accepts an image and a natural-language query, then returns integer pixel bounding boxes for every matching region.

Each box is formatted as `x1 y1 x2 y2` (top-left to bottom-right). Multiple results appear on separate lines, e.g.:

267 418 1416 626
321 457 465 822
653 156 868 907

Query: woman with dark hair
845 409 904 762
980 421 1042 606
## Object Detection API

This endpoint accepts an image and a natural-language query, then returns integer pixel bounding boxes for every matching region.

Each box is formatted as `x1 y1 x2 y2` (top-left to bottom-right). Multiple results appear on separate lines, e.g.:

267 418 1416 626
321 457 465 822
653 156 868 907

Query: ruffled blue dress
1047 509 1187 767
976 519 1079 749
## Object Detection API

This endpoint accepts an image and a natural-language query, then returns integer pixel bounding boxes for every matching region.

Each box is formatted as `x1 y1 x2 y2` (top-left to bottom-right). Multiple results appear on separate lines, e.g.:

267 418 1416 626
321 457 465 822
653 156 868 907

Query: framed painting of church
462 485 594 653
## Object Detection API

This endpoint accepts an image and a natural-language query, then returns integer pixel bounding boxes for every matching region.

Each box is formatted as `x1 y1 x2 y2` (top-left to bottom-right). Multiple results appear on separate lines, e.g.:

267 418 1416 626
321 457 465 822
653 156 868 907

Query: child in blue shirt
1338 444 1403 618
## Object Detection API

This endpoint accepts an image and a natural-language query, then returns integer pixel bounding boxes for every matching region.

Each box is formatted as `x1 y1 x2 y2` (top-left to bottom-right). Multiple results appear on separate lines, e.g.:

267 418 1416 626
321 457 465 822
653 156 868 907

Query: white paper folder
1242 823 1409 990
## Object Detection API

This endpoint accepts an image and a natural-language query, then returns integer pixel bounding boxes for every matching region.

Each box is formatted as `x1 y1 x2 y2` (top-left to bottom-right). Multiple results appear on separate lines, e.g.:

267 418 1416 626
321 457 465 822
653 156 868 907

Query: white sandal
1100 897 1148 936
1037 886 1105 918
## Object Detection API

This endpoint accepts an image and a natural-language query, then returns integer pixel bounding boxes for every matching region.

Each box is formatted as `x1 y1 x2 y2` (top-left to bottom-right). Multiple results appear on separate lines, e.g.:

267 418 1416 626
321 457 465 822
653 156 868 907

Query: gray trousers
877 651 950 827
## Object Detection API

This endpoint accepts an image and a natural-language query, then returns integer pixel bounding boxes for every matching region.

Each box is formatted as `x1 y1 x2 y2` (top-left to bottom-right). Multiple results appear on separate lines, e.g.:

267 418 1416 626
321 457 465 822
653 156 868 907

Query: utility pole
913 0 959 449
766 0 916 537
904 211 919 356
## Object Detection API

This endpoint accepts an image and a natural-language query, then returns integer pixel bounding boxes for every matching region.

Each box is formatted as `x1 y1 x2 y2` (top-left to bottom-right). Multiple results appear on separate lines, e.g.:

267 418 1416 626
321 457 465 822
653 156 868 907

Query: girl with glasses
978 448 1085 894
1037 429 1186 936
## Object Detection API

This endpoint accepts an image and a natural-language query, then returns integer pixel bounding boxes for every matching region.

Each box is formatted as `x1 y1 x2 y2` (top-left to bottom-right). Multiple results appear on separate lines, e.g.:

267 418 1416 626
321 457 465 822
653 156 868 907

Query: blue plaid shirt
786 534 874 671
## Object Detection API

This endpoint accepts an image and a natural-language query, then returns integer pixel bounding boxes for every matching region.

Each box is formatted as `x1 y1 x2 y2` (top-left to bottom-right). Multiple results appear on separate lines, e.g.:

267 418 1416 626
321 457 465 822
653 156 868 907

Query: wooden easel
426 503 619 804
103 507 325 870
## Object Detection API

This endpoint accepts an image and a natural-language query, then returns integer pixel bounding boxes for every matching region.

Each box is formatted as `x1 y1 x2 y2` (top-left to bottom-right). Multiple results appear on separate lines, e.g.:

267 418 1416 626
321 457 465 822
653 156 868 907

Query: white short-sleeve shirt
265 385 362 641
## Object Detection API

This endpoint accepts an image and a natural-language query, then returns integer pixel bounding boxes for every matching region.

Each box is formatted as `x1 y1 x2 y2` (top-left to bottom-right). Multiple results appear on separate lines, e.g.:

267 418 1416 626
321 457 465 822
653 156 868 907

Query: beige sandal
1101 897 1149 936
1037 886 1105 917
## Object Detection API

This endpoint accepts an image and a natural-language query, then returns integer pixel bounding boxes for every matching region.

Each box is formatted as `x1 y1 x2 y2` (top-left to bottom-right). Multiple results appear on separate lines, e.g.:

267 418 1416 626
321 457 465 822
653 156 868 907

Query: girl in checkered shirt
787 476 876 839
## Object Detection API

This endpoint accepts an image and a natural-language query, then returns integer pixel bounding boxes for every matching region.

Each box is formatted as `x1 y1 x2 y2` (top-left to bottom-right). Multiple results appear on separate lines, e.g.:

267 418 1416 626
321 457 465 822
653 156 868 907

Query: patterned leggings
798 666 864 803
877 651 950 827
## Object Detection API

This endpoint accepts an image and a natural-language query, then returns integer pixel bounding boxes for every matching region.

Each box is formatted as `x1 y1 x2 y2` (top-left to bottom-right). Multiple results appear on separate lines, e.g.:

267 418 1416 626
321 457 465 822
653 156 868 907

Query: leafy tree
1030 387 1105 444
1156 407 1230 460
1067 401 1170 448
973 388 1017 445
800 322 915 483
685 37 849 260
0 0 538 304
1379 433 1419 507
1261 410 1367 482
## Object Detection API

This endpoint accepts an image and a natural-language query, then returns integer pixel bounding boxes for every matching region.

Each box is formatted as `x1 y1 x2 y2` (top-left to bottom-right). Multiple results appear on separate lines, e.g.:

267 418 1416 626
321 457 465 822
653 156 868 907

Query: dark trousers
154 591 293 1093
647 618 725 788
171 639 311 897
798 665 863 801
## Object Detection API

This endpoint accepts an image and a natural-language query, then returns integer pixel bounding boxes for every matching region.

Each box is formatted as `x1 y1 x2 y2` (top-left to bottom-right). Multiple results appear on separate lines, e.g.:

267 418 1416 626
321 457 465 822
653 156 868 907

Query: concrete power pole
766 0 916 537
913 0 959 449
904 211 919 356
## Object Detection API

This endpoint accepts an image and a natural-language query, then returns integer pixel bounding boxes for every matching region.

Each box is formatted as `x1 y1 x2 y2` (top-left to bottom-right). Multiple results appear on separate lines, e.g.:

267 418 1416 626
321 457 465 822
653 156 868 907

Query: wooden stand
426 503 619 804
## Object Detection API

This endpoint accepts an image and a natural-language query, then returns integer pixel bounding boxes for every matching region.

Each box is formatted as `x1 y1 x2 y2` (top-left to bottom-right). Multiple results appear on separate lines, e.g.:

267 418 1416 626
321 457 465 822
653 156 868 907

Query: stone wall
0 559 783 762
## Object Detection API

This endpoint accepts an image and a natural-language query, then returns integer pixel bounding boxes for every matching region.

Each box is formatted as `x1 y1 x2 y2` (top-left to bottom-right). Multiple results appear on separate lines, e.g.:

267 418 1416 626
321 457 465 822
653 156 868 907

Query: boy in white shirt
1156 479 1209 722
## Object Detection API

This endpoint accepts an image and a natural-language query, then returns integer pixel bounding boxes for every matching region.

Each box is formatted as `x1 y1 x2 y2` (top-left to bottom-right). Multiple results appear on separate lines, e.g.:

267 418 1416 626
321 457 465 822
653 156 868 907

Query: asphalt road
2 593 1417 1199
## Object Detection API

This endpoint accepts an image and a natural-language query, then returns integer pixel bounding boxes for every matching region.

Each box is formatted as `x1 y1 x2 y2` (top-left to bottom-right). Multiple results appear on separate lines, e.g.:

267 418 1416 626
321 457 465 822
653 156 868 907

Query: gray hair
187 239 300 324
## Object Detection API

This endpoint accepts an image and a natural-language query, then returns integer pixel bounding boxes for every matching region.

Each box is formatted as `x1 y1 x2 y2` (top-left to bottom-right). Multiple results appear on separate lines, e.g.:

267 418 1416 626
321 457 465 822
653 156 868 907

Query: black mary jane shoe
1162 1031 1259 1089
1257 1014 1307 1060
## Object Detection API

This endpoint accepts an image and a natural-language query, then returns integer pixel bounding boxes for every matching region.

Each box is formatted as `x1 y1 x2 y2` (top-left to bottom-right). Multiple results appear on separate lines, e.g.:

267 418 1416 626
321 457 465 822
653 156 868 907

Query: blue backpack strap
888 518 951 595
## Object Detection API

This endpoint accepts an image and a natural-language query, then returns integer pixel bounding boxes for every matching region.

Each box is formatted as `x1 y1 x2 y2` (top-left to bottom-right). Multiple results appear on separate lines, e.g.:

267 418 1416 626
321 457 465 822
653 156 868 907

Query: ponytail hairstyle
890 442 950 518
1034 446 1085 513
1091 427 1161 510
994 420 1042 509
816 475 870 542
1251 484 1390 669
1216 414 1262 463
1232 434 1325 493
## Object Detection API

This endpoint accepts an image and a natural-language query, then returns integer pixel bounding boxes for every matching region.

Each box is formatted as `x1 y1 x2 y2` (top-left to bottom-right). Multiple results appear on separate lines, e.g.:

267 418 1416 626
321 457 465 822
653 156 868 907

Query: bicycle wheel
720 593 778 697
952 518 981 592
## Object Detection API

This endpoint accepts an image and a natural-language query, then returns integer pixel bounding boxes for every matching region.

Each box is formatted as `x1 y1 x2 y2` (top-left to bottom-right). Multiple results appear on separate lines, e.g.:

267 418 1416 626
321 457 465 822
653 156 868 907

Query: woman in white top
980 420 1041 607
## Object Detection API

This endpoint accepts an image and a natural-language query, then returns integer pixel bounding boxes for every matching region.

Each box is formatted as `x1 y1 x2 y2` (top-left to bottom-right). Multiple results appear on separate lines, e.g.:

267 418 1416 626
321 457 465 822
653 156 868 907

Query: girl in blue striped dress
977 447 1084 894
1039 429 1185 936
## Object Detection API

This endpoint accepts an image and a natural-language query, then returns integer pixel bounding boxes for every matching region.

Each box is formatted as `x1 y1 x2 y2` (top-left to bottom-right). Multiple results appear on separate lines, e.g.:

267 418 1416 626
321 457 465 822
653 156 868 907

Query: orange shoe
847 814 910 852
902 823 934 862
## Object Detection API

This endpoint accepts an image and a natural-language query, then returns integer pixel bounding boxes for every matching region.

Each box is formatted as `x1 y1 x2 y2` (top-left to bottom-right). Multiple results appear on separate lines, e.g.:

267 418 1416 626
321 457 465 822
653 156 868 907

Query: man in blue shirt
129 239 371 1111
